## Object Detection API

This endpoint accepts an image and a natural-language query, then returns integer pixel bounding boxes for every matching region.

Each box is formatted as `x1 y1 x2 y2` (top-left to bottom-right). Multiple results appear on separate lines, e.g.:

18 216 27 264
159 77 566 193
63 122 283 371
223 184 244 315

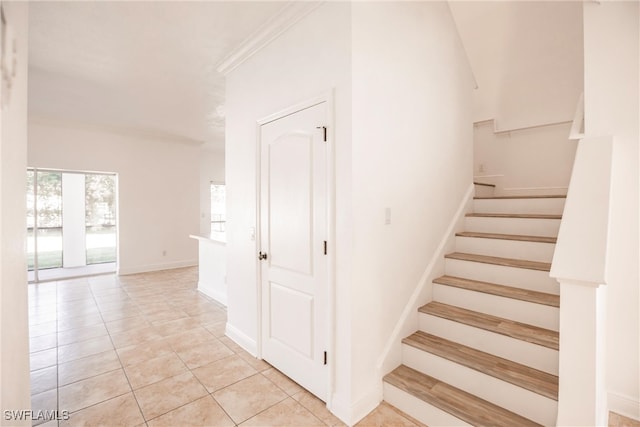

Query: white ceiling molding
216 1 323 76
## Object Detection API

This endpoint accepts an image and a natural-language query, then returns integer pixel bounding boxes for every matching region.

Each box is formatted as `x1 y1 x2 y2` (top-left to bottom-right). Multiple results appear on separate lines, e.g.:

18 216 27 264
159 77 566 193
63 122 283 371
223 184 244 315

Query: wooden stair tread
403 331 558 400
445 252 551 272
384 365 542 427
434 275 559 307
466 213 562 219
473 181 496 187
419 302 559 350
474 195 566 199
456 231 557 244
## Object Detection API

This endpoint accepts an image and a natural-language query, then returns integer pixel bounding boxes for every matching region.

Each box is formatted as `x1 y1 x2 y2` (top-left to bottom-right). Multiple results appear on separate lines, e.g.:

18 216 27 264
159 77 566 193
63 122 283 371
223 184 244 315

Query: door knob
258 252 268 260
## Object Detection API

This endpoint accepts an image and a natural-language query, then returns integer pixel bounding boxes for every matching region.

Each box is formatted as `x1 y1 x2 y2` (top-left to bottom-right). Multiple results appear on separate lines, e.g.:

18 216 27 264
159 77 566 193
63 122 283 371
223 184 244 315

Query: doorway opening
27 168 118 282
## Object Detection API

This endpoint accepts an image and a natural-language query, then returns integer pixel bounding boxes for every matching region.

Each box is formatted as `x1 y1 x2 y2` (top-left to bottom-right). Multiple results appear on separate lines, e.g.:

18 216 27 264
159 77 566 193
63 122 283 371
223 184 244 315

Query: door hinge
323 241 327 255
258 251 268 260
323 351 327 365
316 126 327 142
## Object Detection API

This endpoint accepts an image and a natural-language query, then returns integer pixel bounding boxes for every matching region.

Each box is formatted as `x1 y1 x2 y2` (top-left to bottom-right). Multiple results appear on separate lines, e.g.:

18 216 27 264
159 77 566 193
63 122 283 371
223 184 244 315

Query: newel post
550 136 613 426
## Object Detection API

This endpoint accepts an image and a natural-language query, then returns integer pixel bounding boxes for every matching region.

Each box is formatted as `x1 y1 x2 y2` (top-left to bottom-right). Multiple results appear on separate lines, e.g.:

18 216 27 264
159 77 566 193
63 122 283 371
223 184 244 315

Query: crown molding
216 1 323 76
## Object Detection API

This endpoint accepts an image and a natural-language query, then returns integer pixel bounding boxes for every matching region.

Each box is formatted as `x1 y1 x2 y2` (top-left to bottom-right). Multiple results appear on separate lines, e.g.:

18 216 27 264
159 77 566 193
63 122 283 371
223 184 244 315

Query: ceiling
28 1 286 151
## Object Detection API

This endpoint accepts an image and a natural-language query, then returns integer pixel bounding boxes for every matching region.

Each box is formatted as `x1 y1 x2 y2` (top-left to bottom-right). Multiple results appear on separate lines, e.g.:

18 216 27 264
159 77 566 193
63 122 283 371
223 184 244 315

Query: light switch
249 227 256 241
385 208 391 225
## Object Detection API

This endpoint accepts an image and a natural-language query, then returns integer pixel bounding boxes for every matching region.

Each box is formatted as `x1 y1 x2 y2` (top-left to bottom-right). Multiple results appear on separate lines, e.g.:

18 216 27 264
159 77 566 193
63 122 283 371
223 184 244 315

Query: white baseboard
328 385 383 427
118 259 197 276
225 322 257 356
609 391 640 421
197 281 228 307
376 183 474 377
350 383 384 426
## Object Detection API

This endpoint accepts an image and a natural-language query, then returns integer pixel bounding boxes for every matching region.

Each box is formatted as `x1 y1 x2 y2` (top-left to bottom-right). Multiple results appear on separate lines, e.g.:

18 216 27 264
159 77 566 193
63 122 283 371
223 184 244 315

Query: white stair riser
474 198 565 215
383 382 471 427
465 217 560 237
455 236 556 263
432 284 559 331
474 185 495 198
402 345 557 426
445 258 559 295
419 313 558 375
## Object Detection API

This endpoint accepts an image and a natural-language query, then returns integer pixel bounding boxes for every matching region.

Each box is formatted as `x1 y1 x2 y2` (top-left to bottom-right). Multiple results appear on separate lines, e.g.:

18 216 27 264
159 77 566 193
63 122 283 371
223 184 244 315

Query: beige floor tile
134 371 208 420
31 388 58 415
175 339 234 369
240 397 326 426
192 354 257 392
236 349 271 372
147 395 234 427
58 335 114 364
218 336 244 353
152 316 202 337
58 350 121 386
30 321 57 338
57 313 104 332
262 367 304 396
116 338 173 367
203 321 226 338
57 323 108 347
213 373 288 424
29 311 57 326
59 368 131 413
355 402 421 427
189 311 227 324
100 307 142 323
144 308 189 324
163 327 215 352
30 348 57 371
60 393 144 427
57 305 100 320
110 326 162 349
31 366 58 395
124 352 188 390
30 333 57 353
105 315 150 334
293 390 346 427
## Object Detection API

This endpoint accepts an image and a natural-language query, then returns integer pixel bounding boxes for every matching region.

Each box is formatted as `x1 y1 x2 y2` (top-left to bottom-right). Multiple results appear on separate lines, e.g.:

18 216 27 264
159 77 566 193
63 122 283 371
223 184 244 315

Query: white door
259 101 328 400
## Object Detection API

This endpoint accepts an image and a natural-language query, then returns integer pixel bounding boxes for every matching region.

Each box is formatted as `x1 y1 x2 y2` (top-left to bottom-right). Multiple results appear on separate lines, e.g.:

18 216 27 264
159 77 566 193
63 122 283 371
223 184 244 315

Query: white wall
199 149 225 236
224 2 353 417
583 1 639 419
350 2 473 419
28 120 200 275
225 2 473 424
450 1 583 130
474 121 577 195
0 2 31 424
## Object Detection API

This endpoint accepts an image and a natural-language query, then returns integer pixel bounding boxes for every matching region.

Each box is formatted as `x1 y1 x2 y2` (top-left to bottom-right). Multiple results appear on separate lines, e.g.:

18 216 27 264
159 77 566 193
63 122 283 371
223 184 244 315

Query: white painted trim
503 186 569 192
117 259 197 276
375 183 474 375
608 391 640 421
216 1 323 76
225 322 258 356
197 281 227 307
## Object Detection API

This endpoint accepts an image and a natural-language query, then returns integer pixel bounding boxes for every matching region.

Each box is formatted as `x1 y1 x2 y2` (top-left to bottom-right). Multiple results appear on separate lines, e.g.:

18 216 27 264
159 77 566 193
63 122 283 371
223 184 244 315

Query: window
210 183 226 233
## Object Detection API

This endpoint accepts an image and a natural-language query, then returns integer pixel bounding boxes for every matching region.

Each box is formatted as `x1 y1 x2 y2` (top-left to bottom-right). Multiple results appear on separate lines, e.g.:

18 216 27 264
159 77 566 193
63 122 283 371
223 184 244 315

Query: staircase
383 184 565 426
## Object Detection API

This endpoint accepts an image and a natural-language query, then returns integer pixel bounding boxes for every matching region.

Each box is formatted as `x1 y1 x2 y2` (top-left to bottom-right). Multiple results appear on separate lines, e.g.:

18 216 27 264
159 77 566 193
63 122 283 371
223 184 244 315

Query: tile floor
28 267 423 427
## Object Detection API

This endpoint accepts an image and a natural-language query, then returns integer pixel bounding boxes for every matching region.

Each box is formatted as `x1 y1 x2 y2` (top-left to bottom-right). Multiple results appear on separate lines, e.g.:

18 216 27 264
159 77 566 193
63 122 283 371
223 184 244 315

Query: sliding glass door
27 168 117 282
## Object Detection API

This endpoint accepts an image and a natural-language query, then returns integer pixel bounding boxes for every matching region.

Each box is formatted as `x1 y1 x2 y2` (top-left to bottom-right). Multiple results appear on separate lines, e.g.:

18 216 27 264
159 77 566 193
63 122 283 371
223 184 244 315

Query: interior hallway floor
28 267 424 427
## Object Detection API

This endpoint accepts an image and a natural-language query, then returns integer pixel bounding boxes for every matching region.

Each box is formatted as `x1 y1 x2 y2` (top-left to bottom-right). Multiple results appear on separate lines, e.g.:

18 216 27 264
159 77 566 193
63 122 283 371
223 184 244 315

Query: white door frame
255 90 336 406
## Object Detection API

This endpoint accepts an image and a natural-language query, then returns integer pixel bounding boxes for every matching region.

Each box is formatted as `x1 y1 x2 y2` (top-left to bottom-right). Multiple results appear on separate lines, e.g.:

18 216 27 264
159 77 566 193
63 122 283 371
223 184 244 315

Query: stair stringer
375 183 475 382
